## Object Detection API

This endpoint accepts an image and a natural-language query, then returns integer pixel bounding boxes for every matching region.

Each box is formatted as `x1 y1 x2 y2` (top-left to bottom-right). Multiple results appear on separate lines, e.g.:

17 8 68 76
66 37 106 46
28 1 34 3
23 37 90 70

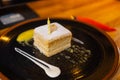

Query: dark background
0 0 39 29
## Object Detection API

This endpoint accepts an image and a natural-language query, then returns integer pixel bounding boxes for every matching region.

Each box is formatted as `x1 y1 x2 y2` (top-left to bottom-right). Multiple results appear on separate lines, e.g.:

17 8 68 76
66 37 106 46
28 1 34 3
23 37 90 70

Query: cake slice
33 22 72 57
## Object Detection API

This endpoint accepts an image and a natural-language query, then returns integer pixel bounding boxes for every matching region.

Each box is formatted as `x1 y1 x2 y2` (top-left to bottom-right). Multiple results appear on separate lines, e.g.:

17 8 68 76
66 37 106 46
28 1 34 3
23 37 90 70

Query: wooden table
1 0 120 79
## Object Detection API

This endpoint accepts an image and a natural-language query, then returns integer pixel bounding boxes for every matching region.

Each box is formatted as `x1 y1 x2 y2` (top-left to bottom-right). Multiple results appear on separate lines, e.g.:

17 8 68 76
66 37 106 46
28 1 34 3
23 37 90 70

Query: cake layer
34 42 71 57
34 36 71 51
34 33 71 49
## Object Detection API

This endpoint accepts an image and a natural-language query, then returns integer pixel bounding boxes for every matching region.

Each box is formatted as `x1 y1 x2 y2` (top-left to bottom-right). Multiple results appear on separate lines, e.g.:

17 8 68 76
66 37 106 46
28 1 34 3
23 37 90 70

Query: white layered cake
33 22 72 57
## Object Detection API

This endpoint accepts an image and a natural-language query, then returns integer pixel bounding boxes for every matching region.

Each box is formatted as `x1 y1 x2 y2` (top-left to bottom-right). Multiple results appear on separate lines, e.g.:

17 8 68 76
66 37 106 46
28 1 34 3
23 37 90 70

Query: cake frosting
34 22 71 41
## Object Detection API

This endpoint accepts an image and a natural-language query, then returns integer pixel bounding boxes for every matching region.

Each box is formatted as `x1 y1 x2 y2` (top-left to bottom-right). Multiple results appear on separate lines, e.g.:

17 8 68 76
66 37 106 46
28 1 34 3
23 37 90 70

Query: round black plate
0 18 119 80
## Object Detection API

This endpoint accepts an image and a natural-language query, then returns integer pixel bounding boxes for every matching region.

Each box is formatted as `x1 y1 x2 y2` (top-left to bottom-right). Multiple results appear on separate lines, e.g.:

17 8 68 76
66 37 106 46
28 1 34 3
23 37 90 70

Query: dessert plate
0 18 119 80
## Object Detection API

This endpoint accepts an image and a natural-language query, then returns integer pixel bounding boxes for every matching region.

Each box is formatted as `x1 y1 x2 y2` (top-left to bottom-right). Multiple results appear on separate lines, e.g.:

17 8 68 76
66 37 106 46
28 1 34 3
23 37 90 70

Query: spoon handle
15 47 48 69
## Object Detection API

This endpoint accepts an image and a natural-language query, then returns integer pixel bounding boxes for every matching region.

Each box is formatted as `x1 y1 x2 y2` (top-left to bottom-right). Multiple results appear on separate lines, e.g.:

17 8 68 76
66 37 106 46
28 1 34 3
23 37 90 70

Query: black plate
0 18 119 80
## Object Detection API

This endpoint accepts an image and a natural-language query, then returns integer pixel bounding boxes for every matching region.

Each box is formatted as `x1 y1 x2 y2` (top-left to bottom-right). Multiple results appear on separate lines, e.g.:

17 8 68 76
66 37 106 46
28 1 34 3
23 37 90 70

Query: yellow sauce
17 29 34 43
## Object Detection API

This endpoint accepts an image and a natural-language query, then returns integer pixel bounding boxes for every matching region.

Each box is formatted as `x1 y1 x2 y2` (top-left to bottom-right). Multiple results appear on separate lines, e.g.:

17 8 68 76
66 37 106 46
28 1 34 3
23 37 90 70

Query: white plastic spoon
15 47 61 78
